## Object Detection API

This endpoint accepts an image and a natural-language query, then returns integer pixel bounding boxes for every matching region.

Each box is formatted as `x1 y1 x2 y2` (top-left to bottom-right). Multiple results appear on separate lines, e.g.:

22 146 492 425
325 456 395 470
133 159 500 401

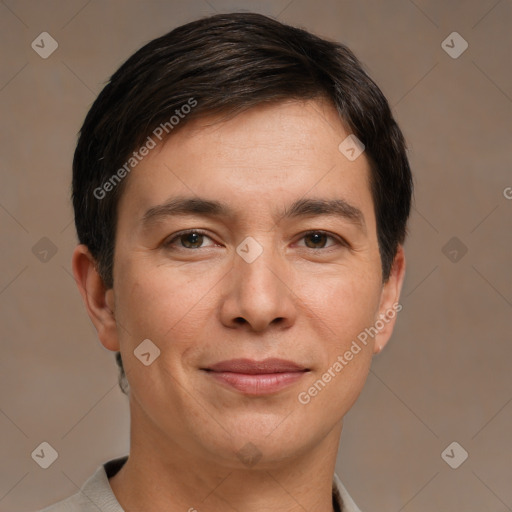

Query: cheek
304 271 380 413
113 267 212 400
297 266 381 344
295 273 379 420
114 259 217 348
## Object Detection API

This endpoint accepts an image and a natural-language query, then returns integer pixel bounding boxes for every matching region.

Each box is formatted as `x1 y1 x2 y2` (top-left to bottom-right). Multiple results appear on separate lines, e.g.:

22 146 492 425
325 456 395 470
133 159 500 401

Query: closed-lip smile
202 358 310 395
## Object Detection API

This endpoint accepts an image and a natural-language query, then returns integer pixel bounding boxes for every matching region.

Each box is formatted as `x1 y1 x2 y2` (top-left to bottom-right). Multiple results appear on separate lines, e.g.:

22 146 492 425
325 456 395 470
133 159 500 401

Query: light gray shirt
39 456 362 512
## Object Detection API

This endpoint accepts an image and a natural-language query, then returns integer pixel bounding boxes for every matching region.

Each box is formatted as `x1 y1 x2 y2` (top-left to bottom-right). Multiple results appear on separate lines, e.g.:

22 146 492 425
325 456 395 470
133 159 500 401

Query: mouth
201 358 310 395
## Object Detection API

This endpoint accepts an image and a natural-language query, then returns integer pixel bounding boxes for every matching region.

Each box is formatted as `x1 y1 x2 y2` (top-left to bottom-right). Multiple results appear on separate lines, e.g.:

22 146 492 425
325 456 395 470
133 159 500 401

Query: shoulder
36 456 128 512
333 472 363 512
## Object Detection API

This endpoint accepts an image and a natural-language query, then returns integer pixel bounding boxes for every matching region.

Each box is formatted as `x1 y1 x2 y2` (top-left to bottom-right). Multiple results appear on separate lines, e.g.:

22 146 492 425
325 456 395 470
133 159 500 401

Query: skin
72 98 406 512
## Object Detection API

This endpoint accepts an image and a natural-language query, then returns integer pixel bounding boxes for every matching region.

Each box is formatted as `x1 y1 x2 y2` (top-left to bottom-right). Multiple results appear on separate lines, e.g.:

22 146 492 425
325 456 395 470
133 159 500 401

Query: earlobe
372 246 406 355
71 245 120 352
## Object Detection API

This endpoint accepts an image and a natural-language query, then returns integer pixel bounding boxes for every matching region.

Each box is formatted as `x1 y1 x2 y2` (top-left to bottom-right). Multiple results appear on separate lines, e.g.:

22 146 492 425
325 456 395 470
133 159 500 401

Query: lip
202 358 310 395
206 358 308 374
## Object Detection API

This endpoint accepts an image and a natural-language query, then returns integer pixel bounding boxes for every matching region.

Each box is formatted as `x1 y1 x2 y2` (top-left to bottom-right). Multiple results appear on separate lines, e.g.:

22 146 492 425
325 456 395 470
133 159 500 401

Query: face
101 99 402 468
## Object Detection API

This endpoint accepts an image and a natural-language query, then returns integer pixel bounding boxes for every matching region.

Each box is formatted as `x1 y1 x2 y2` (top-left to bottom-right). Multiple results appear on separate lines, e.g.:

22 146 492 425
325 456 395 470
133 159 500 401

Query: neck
109 399 343 512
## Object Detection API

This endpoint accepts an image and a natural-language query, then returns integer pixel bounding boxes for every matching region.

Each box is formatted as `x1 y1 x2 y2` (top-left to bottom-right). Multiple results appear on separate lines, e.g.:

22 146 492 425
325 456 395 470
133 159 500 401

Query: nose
219 244 297 333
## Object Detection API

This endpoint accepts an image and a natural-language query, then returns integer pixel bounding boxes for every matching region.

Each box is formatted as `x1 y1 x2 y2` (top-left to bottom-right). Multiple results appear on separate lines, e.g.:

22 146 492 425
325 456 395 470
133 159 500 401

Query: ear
372 245 406 355
71 244 119 352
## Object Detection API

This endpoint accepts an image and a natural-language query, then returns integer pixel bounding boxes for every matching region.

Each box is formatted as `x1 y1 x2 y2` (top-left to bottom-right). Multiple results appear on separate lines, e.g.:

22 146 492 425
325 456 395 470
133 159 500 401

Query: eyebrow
141 196 366 233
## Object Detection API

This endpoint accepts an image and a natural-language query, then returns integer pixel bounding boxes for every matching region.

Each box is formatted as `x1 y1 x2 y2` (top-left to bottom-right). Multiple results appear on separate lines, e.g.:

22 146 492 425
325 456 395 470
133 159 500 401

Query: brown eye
180 232 204 248
164 230 215 250
296 230 346 251
304 232 329 248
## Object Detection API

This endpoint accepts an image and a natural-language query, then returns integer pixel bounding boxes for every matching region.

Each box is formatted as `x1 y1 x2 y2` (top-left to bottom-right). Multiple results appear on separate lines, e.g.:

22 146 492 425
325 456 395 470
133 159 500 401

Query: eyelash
163 229 348 251
163 229 216 249
296 230 348 250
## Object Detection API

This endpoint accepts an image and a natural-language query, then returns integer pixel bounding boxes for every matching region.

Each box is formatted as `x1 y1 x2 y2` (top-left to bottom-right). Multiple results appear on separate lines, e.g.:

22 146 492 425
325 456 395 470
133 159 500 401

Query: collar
79 456 361 512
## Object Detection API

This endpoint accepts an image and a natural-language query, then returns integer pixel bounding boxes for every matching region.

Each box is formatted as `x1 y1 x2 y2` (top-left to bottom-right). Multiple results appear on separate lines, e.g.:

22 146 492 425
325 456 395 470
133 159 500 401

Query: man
41 12 412 512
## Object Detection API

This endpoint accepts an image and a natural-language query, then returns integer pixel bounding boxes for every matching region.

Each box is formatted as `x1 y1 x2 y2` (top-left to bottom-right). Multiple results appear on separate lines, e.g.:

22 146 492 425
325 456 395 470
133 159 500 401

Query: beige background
1 0 511 511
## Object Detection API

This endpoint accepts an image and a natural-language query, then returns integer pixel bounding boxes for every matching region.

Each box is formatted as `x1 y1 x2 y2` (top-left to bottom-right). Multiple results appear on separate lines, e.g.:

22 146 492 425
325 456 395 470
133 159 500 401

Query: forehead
117 99 375 228
166 98 356 166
